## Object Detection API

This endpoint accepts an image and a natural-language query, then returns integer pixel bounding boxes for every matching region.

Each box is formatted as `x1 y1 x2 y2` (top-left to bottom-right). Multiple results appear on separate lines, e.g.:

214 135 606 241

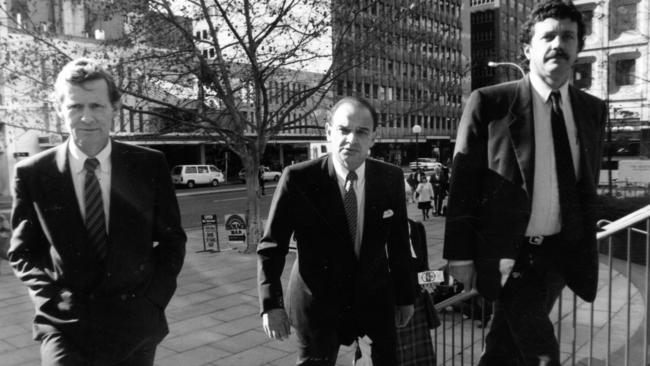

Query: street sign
199 214 220 253
225 214 247 248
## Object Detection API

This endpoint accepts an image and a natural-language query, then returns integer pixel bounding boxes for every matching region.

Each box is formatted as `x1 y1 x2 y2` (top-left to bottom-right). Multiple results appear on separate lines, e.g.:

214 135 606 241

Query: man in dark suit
258 96 415 365
8 58 186 365
443 1 606 365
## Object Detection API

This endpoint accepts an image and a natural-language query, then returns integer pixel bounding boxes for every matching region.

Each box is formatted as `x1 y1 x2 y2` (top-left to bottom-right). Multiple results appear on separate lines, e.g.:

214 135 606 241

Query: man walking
443 1 606 365
9 58 186 365
258 96 414 365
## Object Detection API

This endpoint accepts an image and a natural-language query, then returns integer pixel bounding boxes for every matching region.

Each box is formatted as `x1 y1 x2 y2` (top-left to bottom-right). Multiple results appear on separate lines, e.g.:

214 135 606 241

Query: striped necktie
84 158 107 260
344 171 358 255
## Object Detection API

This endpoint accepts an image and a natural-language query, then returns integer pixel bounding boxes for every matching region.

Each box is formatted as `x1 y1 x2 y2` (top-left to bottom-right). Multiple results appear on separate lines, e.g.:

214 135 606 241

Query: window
210 166 219 173
202 29 208 39
615 59 635 86
573 63 592 89
198 166 208 173
186 167 198 174
612 2 637 36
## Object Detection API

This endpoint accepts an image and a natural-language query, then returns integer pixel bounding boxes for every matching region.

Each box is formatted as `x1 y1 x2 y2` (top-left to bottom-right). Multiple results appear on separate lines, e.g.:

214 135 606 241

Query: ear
55 102 63 119
111 100 122 114
523 44 531 61
325 123 333 142
368 130 377 148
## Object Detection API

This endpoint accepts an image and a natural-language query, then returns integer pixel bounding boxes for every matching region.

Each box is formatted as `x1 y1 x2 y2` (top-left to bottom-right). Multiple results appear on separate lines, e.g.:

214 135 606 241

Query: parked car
171 164 225 188
238 166 282 183
409 158 442 171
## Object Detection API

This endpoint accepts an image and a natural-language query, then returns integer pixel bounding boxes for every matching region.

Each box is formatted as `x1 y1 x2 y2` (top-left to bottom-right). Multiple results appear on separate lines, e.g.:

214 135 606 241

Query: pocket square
382 209 394 218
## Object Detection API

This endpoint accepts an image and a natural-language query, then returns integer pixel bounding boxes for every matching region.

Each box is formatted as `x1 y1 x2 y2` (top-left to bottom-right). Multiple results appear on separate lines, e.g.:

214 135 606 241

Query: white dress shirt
525 73 580 237
68 140 112 232
331 154 366 255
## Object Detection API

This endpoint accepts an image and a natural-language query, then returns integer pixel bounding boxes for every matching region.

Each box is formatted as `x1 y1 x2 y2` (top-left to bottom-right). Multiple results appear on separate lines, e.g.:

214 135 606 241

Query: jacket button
120 294 127 301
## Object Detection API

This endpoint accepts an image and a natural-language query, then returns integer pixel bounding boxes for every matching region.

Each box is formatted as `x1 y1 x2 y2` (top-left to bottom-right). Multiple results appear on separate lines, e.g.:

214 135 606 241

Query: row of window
573 58 638 89
355 55 463 82
335 80 462 107
381 113 457 131
359 0 461 19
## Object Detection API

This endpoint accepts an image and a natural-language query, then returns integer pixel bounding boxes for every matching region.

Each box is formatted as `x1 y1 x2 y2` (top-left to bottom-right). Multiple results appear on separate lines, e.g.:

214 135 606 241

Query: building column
199 144 206 164
279 145 285 168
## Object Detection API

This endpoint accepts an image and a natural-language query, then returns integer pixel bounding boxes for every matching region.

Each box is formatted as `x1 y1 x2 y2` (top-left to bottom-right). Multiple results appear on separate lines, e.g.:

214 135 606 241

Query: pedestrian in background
415 175 434 220
430 167 448 216
8 58 186 365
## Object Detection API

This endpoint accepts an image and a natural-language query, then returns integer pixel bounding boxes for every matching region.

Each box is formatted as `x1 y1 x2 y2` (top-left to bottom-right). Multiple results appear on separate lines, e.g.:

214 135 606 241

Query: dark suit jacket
443 76 606 302
257 155 414 345
9 140 186 360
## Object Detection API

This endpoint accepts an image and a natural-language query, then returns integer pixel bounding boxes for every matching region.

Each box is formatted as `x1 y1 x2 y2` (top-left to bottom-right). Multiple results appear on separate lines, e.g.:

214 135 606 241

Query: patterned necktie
549 91 582 239
84 158 107 260
344 171 358 254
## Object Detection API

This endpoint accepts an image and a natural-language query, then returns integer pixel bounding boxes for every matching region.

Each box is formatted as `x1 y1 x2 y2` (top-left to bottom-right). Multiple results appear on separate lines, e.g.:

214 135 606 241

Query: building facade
573 0 650 155
332 0 464 165
469 0 536 90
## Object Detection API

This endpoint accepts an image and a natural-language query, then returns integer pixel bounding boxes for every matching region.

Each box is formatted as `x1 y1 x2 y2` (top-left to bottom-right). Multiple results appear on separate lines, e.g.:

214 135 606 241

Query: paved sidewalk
0 202 445 366
0 201 641 365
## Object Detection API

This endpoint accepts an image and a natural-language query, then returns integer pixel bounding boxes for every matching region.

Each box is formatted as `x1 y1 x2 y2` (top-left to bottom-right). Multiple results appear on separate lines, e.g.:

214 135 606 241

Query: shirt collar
331 153 366 183
68 139 112 174
529 72 570 106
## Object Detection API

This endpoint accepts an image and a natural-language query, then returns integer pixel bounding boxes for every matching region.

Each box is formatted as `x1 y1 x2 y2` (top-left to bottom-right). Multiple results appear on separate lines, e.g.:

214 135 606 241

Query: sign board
618 160 650 185
200 214 219 252
225 214 247 247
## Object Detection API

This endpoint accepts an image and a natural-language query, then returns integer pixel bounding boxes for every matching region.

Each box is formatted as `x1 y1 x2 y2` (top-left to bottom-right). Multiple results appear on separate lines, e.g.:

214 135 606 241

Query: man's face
524 17 579 86
327 102 376 171
56 79 117 156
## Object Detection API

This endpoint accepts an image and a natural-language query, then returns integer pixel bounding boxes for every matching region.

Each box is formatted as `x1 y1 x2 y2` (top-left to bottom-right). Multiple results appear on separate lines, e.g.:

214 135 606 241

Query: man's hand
262 308 291 341
395 304 414 328
499 258 515 287
447 261 476 291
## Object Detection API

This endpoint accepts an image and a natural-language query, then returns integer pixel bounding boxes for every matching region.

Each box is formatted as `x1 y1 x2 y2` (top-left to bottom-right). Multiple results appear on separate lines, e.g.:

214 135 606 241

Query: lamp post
412 124 422 171
487 61 526 78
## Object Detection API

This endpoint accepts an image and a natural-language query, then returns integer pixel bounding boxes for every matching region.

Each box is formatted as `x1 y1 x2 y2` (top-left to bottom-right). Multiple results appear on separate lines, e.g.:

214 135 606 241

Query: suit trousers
40 332 157 366
294 322 397 366
479 238 565 366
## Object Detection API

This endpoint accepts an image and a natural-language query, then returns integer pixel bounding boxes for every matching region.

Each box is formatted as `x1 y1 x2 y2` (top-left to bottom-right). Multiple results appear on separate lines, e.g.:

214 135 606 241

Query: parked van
171 165 225 188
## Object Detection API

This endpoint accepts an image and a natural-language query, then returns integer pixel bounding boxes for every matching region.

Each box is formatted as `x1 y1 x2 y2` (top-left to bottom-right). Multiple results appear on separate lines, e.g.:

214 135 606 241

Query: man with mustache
443 1 606 365
258 97 414 365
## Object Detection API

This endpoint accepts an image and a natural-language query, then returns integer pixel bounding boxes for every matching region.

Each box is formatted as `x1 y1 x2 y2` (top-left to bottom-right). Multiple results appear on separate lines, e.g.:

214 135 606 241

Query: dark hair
330 96 379 131
518 0 585 63
54 58 121 104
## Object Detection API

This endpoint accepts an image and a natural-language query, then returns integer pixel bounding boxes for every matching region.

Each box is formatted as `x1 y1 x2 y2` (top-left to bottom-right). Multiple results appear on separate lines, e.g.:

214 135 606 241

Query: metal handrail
597 205 650 238
433 204 650 366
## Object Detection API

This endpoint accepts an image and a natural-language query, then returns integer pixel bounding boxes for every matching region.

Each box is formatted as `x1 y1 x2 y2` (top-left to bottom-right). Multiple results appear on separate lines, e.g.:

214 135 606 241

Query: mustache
545 49 569 61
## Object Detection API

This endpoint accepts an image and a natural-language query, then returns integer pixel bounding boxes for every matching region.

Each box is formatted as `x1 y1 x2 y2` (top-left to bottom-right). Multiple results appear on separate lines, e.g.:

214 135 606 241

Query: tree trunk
242 154 262 254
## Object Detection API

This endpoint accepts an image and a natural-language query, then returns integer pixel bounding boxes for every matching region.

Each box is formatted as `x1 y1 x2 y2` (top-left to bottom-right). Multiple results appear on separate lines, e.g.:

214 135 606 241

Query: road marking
212 197 246 203
176 184 277 197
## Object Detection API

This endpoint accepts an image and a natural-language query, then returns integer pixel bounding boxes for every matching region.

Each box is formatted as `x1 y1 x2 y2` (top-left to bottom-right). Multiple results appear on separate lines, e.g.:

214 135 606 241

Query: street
176 184 276 229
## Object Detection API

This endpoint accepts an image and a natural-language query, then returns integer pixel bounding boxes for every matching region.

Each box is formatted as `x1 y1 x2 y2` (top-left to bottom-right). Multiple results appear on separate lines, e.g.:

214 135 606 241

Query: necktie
84 158 107 260
343 171 358 255
549 91 582 240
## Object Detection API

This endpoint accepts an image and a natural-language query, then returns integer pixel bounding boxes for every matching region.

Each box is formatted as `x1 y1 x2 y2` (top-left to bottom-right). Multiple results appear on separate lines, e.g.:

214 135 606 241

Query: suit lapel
508 76 535 198
568 86 598 186
360 160 381 258
38 142 86 255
